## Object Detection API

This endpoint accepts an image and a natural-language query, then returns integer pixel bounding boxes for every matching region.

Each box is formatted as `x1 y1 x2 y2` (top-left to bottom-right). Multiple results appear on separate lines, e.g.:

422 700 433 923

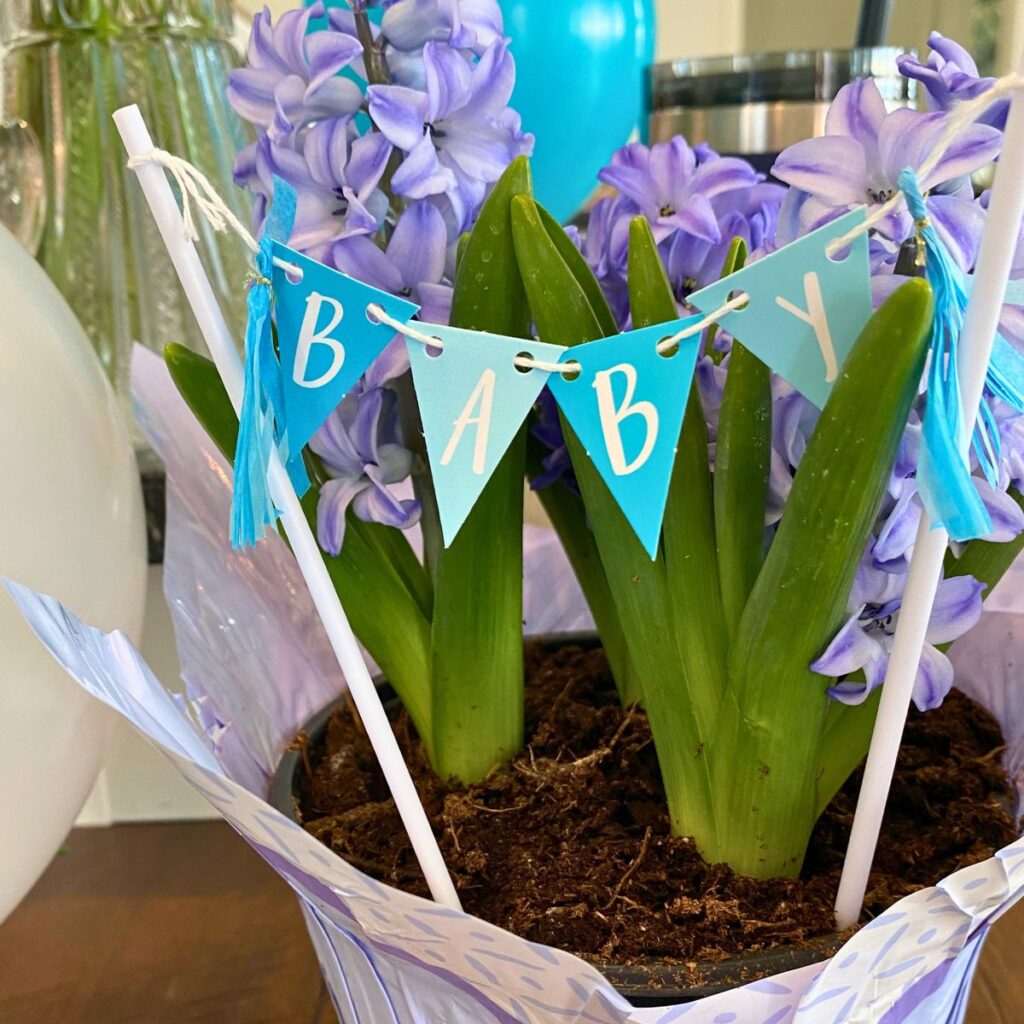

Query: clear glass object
0 0 250 428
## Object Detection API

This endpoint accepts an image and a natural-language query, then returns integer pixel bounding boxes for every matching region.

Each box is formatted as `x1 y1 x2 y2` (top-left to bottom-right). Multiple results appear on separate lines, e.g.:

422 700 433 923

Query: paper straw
834 61 1024 931
113 104 462 911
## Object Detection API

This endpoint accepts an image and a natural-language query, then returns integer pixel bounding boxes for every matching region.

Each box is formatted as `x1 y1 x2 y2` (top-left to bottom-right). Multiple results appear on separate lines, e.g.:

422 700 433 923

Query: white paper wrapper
9 347 1024 1023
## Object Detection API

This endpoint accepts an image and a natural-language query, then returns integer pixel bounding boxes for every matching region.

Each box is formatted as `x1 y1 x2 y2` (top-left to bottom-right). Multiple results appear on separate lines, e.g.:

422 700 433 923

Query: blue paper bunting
547 318 703 558
407 325 566 545
688 208 872 410
272 243 419 459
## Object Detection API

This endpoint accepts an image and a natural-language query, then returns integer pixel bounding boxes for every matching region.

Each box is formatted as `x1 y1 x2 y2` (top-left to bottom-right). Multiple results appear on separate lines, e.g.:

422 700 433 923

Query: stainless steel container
648 47 917 172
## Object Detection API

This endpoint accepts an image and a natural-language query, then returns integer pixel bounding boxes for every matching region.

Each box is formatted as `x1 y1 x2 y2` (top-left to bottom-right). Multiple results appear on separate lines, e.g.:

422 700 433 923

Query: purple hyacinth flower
598 138 762 245
333 199 454 324
812 570 985 712
382 0 503 54
228 3 364 137
367 39 534 230
773 78 1000 269
310 386 421 555
237 121 392 260
897 32 1006 129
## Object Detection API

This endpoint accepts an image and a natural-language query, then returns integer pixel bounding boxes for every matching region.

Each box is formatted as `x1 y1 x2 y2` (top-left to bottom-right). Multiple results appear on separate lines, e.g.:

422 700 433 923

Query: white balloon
0 224 147 922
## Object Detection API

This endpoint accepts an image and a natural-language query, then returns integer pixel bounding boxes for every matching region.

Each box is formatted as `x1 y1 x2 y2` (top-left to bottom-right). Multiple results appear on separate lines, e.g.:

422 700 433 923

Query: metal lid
649 47 916 112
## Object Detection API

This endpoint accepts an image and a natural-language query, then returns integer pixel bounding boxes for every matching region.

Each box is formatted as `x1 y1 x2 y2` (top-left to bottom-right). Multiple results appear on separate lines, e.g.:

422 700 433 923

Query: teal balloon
502 0 657 222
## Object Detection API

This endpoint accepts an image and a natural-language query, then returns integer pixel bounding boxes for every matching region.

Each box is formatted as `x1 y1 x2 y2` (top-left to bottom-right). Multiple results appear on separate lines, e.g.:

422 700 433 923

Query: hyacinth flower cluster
165 14 1024 881
550 35 1024 719
227 0 532 554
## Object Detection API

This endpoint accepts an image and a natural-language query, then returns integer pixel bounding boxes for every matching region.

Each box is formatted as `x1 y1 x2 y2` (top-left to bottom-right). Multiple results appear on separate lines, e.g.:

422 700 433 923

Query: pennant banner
272 243 419 457
548 318 703 559
689 208 872 410
407 325 566 544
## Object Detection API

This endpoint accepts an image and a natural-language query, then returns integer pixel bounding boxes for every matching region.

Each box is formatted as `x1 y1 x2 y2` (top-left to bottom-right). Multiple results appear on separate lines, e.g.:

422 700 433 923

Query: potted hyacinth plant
166 4 1024 998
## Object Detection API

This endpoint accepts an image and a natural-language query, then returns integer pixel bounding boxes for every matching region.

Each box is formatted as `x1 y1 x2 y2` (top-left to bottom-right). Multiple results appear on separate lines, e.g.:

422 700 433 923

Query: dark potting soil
296 642 1017 969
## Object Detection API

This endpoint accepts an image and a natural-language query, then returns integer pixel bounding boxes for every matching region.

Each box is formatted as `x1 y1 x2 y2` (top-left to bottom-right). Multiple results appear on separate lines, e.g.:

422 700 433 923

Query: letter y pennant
407 325 566 546
547 318 702 559
273 242 419 456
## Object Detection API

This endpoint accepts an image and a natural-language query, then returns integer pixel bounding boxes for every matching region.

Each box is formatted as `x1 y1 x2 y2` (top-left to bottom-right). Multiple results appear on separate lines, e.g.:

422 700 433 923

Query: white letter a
441 369 496 474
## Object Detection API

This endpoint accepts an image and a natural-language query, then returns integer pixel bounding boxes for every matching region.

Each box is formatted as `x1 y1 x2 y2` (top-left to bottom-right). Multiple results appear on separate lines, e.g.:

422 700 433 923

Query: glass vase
0 0 251 434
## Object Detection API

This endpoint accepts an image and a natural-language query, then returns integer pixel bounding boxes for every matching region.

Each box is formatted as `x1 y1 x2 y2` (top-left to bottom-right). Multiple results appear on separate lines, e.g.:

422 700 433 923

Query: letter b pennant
547 318 703 558
272 242 419 456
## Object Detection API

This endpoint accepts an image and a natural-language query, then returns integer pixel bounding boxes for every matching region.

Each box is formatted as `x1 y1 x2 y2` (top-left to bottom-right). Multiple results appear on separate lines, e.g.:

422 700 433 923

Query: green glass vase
0 0 250 424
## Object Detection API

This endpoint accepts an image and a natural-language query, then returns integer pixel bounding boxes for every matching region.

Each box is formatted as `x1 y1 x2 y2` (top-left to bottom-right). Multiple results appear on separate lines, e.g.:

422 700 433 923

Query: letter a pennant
688 208 872 409
272 242 419 456
547 318 702 559
406 325 566 545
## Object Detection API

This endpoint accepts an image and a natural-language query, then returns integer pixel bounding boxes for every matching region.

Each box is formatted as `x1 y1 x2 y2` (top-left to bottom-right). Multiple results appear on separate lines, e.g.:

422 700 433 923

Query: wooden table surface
0 822 1020 1023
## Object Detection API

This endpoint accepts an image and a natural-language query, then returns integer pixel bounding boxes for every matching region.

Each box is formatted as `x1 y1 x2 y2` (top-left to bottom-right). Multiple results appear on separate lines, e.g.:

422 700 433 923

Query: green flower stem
710 280 933 877
710 240 773 638
426 157 534 783
630 218 729 736
512 198 718 844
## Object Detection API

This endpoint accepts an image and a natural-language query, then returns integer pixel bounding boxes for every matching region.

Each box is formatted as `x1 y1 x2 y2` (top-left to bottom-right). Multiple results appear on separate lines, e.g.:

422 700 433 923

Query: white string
126 148 303 277
369 294 748 375
130 148 749 369
824 72 1024 257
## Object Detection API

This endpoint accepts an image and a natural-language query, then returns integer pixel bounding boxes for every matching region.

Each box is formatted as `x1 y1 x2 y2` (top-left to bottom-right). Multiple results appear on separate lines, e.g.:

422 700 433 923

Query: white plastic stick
113 104 461 911
835 62 1024 931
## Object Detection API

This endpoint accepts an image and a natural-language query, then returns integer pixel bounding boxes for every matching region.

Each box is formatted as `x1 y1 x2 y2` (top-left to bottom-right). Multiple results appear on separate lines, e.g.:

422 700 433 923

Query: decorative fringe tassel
230 237 281 549
898 168 992 542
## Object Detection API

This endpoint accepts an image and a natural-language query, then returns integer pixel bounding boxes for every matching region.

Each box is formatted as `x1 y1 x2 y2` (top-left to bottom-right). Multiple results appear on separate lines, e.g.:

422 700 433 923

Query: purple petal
374 442 415 484
354 470 421 528
665 194 720 244
690 156 762 200
331 235 405 295
422 40 473 122
912 645 955 711
772 136 868 206
978 479 1024 541
304 30 363 98
827 653 889 706
365 337 411 389
926 193 984 273
226 67 279 127
392 134 458 198
648 138 696 204
367 84 429 151
824 79 886 160
811 609 884 678
874 483 921 565
381 0 453 52
304 117 351 188
346 131 394 196
317 475 369 555
460 38 515 118
924 575 985 645
415 281 454 326
388 201 447 289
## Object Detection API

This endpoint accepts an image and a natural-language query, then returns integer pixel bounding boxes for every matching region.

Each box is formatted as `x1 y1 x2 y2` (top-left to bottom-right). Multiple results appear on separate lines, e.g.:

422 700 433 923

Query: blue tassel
898 168 992 542
229 176 307 548
230 237 280 549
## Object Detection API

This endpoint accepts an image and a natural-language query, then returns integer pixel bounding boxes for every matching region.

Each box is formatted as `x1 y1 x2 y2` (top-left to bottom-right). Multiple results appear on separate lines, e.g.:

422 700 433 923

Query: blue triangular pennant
547 318 702 558
272 242 419 456
689 208 872 410
406 325 566 545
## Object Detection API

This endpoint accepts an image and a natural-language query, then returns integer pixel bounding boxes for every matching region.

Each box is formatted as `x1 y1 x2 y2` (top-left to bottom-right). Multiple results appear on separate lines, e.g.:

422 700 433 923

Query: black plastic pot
269 633 843 1006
